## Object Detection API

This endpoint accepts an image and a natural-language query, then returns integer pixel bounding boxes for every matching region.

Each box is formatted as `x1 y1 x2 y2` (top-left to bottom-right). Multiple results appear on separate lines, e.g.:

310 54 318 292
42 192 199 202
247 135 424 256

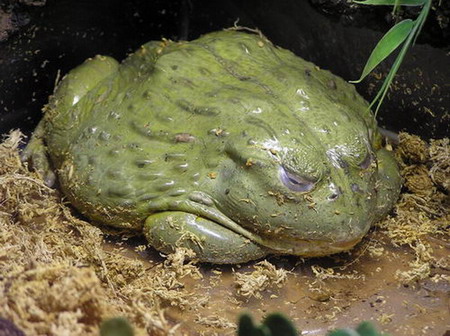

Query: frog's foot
144 212 270 264
21 121 56 187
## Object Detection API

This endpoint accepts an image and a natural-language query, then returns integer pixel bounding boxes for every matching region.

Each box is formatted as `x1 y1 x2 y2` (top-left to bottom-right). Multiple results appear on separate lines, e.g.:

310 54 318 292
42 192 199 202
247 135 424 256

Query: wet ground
105 228 449 335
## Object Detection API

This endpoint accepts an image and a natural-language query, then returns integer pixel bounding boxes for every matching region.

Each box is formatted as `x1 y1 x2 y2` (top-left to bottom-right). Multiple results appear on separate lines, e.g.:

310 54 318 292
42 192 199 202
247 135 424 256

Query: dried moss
0 266 111 335
0 131 205 336
377 133 449 284
234 260 289 299
194 314 236 329
396 133 429 164
403 164 435 196
429 138 450 191
311 265 365 281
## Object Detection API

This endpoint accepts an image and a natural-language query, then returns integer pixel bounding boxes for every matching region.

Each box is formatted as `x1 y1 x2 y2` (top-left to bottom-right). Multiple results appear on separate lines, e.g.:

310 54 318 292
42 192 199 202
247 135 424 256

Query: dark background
0 0 448 139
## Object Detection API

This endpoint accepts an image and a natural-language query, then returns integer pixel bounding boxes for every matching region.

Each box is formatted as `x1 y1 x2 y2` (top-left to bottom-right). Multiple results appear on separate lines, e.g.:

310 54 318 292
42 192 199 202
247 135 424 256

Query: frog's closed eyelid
279 166 315 192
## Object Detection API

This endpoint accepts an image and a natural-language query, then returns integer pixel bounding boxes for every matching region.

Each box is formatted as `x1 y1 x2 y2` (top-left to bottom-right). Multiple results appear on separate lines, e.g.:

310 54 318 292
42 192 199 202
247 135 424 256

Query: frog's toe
144 212 270 264
21 123 56 187
22 141 56 187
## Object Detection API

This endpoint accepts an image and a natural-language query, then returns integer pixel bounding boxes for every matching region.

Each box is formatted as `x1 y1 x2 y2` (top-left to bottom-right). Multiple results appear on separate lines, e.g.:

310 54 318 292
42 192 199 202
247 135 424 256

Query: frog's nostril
351 183 363 193
327 183 342 201
328 192 340 201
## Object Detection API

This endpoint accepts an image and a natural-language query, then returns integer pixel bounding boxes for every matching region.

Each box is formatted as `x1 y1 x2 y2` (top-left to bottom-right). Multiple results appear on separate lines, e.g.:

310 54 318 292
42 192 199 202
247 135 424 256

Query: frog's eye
359 152 373 170
279 166 315 192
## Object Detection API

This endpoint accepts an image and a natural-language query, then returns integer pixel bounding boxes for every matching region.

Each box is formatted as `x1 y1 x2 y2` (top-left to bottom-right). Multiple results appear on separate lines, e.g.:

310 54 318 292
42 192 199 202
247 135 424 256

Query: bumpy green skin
25 31 401 263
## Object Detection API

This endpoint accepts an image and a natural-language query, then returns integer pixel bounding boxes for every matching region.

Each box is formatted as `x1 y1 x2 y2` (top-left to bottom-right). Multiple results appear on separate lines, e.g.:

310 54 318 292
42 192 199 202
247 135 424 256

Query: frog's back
44 30 377 229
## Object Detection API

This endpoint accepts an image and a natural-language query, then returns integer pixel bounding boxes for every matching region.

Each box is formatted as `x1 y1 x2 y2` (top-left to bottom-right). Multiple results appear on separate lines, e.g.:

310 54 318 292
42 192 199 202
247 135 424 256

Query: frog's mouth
174 200 366 257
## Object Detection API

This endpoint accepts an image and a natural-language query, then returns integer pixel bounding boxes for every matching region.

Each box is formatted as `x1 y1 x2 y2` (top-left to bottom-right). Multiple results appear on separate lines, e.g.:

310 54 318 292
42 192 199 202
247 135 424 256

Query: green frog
23 30 401 264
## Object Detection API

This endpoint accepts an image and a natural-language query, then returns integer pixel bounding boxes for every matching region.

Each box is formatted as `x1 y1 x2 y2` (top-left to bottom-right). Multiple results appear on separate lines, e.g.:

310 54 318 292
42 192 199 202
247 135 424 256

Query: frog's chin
274 236 365 257
175 200 365 257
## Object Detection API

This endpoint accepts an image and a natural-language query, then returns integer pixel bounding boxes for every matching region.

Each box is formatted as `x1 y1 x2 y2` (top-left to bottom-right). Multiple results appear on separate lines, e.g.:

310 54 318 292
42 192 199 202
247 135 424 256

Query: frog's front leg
144 212 270 264
21 120 56 186
374 148 402 221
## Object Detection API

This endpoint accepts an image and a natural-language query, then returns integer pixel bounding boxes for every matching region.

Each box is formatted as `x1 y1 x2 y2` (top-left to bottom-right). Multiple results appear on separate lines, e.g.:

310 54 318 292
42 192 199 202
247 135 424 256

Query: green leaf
353 0 426 6
238 314 256 336
356 322 384 336
411 0 431 44
392 0 401 14
263 313 298 336
370 1 430 114
350 19 413 83
237 314 268 336
327 322 387 336
327 329 360 336
238 313 298 336
100 317 134 336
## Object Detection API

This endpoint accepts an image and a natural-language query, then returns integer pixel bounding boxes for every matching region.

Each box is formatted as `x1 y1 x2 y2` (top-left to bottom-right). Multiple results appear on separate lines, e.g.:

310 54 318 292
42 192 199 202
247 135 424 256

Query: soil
0 130 448 336
309 0 450 50
0 0 44 42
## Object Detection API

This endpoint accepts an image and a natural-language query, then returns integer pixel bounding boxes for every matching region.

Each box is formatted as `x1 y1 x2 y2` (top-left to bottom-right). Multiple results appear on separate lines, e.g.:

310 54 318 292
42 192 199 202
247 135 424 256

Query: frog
22 30 401 264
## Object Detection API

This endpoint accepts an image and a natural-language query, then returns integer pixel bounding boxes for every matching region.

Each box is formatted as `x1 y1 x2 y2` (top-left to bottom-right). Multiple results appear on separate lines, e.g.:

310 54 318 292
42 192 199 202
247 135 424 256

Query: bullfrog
23 30 401 264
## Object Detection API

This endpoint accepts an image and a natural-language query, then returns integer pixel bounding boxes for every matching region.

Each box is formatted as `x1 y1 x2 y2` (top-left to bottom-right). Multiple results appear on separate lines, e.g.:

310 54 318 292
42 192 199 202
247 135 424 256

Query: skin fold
23 30 401 264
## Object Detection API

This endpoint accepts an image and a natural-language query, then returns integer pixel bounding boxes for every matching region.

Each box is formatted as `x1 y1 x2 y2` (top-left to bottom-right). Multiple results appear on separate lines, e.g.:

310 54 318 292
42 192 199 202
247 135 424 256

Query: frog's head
209 121 401 257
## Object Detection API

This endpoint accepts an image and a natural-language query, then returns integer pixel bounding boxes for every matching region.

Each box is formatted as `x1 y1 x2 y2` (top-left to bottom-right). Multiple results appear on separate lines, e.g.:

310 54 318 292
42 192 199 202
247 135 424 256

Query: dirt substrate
0 130 449 336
